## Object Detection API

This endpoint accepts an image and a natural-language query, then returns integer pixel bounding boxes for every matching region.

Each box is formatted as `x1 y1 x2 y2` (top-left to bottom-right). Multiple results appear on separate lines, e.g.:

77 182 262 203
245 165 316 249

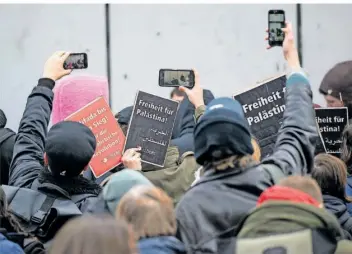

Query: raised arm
261 22 317 181
9 52 71 188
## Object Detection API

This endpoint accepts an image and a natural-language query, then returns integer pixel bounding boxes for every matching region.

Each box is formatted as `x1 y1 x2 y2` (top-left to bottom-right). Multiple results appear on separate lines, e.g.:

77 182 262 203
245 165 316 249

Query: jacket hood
0 233 24 254
52 75 109 125
237 201 345 240
138 236 186 254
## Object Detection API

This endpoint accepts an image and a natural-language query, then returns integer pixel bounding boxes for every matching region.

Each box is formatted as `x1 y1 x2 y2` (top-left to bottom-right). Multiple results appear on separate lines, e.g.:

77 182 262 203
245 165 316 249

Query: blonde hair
278 176 323 204
251 138 261 162
49 216 137 254
116 186 177 240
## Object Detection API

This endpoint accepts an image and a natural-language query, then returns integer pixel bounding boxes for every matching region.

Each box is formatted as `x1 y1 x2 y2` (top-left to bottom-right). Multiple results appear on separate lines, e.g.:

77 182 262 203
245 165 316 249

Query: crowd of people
1 21 352 254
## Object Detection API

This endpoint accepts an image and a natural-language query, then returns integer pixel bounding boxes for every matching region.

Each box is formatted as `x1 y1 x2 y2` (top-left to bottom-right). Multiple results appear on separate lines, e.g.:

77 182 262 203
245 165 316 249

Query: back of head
52 75 109 125
257 176 323 208
116 185 176 240
312 154 347 200
45 121 96 177
278 176 323 204
194 97 253 165
320 61 352 106
341 125 352 173
0 109 7 128
115 106 133 136
49 216 136 254
103 170 153 216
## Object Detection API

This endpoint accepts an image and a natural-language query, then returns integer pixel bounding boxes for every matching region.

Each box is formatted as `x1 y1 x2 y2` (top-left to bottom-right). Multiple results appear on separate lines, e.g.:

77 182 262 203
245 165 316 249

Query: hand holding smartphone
159 69 195 89
63 53 88 70
268 10 285 47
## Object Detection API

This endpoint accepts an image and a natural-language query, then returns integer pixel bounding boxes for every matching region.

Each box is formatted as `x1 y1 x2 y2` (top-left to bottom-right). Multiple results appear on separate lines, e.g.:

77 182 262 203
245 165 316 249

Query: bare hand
43 51 72 81
122 147 142 170
179 69 204 108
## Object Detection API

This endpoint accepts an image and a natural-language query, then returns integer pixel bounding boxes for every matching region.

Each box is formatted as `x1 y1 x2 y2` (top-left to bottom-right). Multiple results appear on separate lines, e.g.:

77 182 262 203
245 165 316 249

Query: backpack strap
30 196 55 225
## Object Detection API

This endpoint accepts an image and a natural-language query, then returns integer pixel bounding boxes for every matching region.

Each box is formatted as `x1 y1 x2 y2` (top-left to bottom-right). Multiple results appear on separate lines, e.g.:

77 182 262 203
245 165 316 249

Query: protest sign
66 97 125 178
315 107 349 154
124 91 179 167
233 74 286 158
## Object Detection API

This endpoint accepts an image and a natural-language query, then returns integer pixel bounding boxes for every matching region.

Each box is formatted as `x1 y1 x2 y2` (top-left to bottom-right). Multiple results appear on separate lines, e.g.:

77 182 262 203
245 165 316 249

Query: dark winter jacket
8 79 101 212
175 72 318 252
323 194 352 239
0 128 15 185
171 90 214 155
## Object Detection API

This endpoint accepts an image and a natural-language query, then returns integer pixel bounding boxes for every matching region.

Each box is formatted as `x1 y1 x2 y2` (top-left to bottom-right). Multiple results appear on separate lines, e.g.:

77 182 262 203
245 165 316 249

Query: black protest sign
124 91 179 167
315 107 348 154
233 75 286 158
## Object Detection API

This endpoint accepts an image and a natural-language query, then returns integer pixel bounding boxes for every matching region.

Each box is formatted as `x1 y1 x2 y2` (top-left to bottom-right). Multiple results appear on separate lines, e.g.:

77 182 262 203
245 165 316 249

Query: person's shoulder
0 233 24 254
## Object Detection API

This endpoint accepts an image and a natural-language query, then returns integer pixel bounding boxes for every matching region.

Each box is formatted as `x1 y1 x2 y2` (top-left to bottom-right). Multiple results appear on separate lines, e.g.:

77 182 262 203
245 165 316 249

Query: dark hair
49 216 136 254
312 153 352 202
170 88 185 99
341 125 352 174
278 176 323 204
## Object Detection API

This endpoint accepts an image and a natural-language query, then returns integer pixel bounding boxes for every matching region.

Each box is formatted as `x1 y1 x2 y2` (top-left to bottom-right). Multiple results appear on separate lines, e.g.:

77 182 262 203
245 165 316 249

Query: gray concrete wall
1 4 351 131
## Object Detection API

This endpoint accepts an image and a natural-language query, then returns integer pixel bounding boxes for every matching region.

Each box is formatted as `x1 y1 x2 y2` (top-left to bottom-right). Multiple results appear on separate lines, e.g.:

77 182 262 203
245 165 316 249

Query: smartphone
159 69 195 89
63 53 88 70
268 10 285 47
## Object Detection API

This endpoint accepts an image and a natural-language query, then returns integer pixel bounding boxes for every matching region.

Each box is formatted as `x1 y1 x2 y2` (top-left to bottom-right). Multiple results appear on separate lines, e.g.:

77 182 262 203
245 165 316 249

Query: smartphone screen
159 69 195 89
268 10 285 47
63 53 88 70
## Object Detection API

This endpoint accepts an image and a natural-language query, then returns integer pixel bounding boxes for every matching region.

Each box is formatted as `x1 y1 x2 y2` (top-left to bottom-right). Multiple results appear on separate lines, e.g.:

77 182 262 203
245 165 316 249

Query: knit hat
52 75 109 125
0 109 7 128
45 121 96 177
194 97 253 165
103 170 153 215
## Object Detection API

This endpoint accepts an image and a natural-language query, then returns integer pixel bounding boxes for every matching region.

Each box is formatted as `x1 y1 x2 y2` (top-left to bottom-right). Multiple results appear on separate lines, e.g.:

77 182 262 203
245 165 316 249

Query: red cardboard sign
65 97 125 178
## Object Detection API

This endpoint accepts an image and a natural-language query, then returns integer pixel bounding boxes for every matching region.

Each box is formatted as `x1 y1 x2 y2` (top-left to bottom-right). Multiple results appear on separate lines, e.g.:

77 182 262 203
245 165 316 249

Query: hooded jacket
8 79 101 212
236 202 352 254
323 194 352 239
175 73 318 250
138 236 186 254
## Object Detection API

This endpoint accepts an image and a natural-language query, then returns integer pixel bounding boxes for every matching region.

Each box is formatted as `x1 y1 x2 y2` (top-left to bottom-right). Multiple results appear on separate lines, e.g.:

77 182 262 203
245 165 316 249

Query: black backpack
2 185 85 243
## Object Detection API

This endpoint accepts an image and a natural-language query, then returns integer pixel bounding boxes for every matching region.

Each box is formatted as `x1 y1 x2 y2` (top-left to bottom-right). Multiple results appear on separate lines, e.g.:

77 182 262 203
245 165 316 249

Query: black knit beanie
45 121 96 177
194 97 253 166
